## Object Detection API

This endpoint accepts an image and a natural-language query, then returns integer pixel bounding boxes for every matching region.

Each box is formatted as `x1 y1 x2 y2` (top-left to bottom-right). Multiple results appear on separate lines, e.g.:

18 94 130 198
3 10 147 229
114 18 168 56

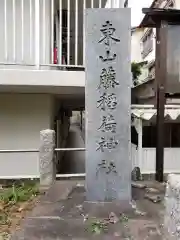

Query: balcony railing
0 0 120 70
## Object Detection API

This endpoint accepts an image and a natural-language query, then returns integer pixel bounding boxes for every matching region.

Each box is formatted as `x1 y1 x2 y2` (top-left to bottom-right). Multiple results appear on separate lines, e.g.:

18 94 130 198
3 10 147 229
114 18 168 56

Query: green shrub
0 183 39 204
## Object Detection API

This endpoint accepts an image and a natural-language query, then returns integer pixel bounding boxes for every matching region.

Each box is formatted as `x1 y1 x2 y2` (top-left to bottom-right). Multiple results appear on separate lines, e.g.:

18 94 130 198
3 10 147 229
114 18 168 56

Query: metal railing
0 148 85 153
55 147 85 152
0 149 39 153
0 147 86 179
0 0 120 69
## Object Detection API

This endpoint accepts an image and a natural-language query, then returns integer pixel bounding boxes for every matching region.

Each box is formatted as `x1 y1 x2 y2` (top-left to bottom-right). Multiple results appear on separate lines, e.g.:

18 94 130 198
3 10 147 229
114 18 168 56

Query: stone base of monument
83 200 133 219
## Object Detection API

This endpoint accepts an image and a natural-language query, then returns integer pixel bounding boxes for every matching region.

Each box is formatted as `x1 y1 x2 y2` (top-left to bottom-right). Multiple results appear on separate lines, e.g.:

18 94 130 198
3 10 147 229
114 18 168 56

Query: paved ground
11 180 167 240
61 124 85 174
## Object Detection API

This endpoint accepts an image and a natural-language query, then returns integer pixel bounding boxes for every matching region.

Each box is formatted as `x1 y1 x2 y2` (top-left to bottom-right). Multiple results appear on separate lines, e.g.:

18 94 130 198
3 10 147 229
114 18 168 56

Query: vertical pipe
51 0 54 64
35 0 40 68
99 0 102 8
75 0 78 65
155 22 168 182
91 0 94 8
13 0 16 61
83 0 86 65
43 0 46 63
29 0 32 61
67 0 70 65
4 0 7 60
55 14 59 64
21 0 24 61
59 0 62 65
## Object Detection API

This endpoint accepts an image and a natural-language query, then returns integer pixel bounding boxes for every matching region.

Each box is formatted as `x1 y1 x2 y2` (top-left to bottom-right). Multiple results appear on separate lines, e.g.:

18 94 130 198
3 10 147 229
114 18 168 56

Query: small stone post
164 174 180 239
39 129 56 190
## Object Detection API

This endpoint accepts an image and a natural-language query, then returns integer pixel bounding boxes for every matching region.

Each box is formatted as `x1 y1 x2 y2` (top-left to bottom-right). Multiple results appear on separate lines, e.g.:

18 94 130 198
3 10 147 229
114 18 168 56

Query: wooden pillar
155 21 168 182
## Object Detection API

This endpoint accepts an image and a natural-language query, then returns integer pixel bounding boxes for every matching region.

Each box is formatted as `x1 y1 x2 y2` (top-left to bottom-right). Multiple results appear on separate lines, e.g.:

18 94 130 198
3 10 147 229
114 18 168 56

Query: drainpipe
35 0 40 69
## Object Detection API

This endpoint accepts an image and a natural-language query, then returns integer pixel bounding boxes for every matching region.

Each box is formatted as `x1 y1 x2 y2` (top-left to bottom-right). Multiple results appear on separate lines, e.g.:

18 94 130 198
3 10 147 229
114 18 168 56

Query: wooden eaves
139 8 180 28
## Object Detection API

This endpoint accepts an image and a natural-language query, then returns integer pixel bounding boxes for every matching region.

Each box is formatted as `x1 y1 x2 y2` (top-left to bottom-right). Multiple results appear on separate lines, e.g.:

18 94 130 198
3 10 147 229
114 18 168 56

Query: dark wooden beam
138 7 180 182
155 21 168 182
140 8 180 28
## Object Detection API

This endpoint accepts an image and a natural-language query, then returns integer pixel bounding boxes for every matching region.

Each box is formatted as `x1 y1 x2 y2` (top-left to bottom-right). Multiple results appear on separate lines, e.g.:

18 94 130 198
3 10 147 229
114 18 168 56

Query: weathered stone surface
145 194 162 203
132 182 146 189
164 174 180 239
146 188 160 194
85 9 131 202
39 129 55 189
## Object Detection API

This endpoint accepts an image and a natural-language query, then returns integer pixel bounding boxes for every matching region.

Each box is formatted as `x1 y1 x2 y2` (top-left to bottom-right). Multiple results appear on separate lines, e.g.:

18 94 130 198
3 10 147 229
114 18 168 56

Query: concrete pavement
11 181 166 240
60 123 85 174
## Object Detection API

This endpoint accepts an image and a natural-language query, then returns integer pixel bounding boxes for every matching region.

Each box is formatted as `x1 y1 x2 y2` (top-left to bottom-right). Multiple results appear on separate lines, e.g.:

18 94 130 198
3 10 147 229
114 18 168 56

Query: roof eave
139 8 180 28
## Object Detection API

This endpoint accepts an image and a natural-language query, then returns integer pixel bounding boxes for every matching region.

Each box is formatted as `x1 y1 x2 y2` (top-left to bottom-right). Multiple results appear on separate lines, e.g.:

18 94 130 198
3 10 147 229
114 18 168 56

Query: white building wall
142 28 156 63
131 27 156 64
131 28 151 84
131 146 180 174
143 45 155 62
175 0 180 8
141 148 180 174
131 29 143 62
0 93 54 178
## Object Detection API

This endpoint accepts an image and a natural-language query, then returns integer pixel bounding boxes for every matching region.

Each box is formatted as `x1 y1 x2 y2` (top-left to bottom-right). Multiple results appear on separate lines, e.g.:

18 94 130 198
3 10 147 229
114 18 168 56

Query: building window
141 29 153 59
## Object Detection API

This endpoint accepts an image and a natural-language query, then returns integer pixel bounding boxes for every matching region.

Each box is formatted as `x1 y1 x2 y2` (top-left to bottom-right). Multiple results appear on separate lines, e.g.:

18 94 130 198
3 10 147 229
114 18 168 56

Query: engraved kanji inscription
96 136 119 152
97 93 117 111
96 160 117 177
98 114 117 133
98 67 119 90
98 20 120 46
99 50 117 62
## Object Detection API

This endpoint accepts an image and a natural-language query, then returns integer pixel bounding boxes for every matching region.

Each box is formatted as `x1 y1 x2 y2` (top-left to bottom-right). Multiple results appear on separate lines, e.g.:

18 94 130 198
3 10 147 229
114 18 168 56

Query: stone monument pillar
39 129 56 189
85 8 131 202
